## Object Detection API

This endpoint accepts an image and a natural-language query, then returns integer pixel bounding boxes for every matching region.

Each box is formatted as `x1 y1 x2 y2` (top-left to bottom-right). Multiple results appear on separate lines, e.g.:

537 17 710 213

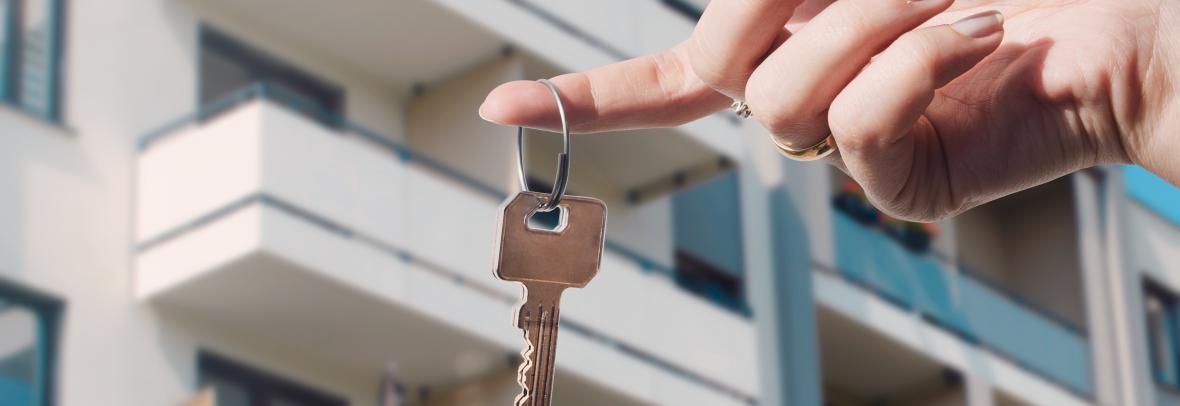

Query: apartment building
1 0 1178 405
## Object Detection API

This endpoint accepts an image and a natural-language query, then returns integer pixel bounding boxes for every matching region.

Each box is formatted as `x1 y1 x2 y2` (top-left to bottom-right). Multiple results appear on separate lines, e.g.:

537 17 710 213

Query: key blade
514 282 565 406
494 191 607 287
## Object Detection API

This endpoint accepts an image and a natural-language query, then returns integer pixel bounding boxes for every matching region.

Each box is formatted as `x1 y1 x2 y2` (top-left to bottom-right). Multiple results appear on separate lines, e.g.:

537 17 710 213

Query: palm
877 0 1153 217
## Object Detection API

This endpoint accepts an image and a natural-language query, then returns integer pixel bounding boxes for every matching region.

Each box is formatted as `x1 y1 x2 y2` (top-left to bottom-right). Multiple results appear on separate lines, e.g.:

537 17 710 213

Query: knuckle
827 96 875 153
686 39 747 91
892 32 940 76
745 82 812 135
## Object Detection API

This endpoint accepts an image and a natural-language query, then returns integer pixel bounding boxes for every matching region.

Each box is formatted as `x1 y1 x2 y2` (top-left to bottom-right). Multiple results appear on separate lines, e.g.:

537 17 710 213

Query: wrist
1128 0 1180 185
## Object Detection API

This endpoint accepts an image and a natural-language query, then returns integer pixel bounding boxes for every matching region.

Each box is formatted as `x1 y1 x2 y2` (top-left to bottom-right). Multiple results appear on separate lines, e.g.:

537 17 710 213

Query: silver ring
731 100 751 118
516 78 570 212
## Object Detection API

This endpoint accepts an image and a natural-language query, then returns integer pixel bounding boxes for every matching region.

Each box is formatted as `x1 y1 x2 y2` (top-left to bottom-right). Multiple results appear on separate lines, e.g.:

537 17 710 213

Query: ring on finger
730 100 752 118
774 133 838 161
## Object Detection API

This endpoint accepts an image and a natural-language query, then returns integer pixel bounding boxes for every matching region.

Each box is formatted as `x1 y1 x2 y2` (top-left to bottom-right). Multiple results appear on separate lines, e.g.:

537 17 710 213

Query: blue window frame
0 279 62 406
1145 281 1180 387
198 351 346 406
0 0 64 121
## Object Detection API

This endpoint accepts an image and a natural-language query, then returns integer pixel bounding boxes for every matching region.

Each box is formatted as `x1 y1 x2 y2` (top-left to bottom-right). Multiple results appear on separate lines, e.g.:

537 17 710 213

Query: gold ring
773 134 837 161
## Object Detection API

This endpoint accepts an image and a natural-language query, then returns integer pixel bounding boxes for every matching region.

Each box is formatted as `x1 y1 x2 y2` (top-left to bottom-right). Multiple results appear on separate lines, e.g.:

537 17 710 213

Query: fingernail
478 102 490 122
478 101 500 124
951 10 1003 38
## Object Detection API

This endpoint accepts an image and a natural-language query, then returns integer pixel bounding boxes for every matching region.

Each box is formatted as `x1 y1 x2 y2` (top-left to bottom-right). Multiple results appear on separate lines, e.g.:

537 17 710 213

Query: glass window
198 26 343 127
1145 282 1180 387
672 172 748 314
0 0 62 120
198 352 345 406
17 0 56 118
1 0 11 100
0 281 61 406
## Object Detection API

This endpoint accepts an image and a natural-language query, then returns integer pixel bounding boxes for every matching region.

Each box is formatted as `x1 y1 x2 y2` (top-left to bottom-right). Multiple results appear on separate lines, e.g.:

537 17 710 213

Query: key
494 191 607 406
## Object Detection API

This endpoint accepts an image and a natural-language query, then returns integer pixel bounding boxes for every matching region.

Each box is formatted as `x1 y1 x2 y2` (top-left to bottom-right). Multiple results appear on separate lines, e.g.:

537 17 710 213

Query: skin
479 0 1180 222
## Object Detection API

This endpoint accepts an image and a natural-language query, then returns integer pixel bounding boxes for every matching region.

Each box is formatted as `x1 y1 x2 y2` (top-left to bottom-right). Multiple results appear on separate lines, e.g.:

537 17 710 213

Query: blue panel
0 376 34 406
1125 165 1180 226
833 212 1093 396
673 172 744 275
959 276 1092 393
832 214 916 309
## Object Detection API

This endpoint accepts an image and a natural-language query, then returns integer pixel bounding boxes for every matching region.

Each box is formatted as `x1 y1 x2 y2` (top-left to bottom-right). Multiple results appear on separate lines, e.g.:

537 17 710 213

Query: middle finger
746 0 954 150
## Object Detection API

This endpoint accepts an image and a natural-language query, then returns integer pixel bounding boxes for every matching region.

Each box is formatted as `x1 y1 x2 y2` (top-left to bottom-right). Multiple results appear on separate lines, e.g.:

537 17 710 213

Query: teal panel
673 172 744 275
0 376 34 406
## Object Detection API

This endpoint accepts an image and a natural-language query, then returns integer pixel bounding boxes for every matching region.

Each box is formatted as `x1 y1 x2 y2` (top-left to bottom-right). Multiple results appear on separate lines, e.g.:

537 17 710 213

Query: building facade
1 0 1178 405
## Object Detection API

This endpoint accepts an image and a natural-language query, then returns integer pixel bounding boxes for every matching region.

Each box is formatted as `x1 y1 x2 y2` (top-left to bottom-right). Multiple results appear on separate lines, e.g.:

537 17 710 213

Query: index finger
478 45 729 133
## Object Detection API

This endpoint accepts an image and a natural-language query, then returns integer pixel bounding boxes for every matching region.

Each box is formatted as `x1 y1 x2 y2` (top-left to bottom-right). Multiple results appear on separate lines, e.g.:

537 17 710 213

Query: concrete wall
408 55 521 194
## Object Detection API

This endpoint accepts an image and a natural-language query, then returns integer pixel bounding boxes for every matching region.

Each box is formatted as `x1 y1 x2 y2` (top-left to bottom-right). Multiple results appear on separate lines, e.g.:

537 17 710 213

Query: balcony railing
139 82 749 316
831 212 1094 397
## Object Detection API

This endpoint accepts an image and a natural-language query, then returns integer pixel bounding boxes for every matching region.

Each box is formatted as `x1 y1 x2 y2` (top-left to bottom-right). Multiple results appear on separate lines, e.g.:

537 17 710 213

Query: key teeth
515 326 534 406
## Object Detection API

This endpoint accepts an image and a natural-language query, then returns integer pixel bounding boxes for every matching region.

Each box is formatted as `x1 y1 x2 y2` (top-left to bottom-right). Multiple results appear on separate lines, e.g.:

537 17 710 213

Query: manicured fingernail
951 11 1003 38
478 102 490 122
478 101 501 124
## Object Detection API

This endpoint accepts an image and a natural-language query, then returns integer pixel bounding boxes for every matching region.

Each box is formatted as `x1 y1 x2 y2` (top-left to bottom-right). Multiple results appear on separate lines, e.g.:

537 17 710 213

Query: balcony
134 84 758 405
828 212 1093 397
184 0 744 182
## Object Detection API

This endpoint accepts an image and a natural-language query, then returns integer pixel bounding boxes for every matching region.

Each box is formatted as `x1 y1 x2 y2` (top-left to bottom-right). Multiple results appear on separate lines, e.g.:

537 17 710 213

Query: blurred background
1 0 1179 405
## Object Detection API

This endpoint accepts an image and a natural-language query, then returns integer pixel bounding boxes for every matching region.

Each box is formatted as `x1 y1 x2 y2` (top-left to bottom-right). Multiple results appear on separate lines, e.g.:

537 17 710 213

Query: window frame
196 24 344 128
1144 279 1180 388
0 277 63 406
0 0 65 122
197 351 346 406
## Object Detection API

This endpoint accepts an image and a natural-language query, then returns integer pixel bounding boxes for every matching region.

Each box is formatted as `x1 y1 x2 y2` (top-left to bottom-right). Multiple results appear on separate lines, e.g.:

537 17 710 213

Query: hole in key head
526 205 567 233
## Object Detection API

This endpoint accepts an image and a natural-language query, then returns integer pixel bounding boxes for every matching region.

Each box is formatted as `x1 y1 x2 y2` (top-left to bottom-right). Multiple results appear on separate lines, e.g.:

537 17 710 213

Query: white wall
0 0 420 404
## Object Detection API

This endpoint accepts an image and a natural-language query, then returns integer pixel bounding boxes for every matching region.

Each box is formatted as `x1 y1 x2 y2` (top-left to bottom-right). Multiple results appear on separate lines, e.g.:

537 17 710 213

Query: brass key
494 191 607 406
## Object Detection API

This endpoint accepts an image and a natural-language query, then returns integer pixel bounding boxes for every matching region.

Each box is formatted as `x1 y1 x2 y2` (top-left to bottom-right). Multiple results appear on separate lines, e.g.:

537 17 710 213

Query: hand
479 0 1180 221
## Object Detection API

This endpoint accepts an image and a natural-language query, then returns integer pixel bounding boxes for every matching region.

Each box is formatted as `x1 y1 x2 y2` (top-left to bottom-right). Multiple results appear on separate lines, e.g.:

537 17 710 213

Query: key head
494 191 607 288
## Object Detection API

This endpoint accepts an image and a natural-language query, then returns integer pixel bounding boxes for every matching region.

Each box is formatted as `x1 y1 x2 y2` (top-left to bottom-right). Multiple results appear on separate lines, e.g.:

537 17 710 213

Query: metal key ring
516 78 570 212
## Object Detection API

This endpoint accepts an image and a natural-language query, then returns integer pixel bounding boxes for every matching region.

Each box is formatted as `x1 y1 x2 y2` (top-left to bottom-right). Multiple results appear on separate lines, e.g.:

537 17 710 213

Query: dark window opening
0 277 63 406
1145 281 1180 388
1 0 66 121
674 250 747 314
198 351 346 406
198 26 343 127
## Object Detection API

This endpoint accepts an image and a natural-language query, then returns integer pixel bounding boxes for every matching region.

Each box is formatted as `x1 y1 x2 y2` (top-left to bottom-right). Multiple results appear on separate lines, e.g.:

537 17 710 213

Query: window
198 26 342 127
1145 281 1180 387
0 279 62 406
672 172 748 314
0 0 64 121
198 352 346 406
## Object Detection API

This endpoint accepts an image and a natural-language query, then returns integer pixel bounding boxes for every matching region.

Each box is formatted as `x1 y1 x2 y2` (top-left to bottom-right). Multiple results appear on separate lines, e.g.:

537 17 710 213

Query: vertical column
963 373 994 406
1074 169 1154 405
741 125 822 406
